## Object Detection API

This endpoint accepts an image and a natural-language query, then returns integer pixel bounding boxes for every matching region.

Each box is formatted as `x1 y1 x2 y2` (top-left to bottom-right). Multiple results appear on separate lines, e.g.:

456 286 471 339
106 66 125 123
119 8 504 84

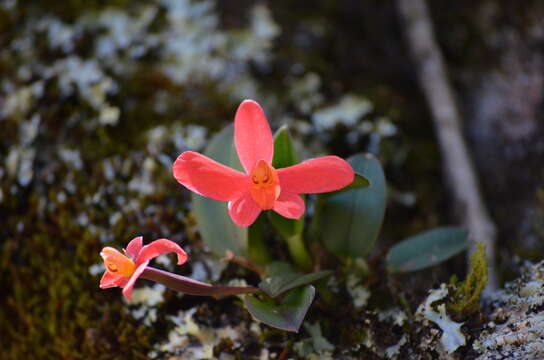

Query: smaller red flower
99 236 188 300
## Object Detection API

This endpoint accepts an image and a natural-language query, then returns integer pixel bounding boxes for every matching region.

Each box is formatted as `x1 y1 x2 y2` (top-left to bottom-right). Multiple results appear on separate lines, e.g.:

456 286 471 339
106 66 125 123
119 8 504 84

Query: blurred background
1 0 543 358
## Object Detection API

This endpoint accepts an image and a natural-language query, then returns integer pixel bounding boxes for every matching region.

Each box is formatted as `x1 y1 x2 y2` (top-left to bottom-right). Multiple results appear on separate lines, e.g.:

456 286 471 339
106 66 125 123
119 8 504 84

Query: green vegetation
0 200 154 359
0 0 501 357
448 242 488 318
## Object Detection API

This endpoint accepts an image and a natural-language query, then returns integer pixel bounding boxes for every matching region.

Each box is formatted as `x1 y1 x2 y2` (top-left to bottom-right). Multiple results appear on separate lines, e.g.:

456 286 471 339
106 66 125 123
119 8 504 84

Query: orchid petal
135 239 188 266
99 271 127 289
124 236 143 259
278 156 354 194
121 261 148 301
228 192 262 227
234 100 274 173
273 192 305 219
173 151 247 201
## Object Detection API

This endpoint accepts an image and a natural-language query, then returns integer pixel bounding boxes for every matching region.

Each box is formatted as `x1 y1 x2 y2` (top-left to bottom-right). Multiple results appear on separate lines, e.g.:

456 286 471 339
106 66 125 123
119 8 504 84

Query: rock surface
474 261 544 359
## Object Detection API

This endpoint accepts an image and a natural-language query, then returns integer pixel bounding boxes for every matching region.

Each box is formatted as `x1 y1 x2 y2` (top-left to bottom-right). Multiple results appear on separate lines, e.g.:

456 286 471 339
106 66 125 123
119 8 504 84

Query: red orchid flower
173 99 354 227
99 236 188 300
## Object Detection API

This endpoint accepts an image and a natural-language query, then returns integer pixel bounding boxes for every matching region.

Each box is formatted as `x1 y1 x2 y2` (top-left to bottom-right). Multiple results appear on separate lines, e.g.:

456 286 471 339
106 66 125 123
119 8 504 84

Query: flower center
249 159 280 210
100 247 136 277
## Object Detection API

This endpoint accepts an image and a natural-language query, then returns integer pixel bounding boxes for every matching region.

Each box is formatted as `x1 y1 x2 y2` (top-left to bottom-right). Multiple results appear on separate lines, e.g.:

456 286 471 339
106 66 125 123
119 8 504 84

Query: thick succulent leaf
269 126 305 238
387 227 468 273
244 285 315 332
259 270 332 298
268 211 304 239
272 125 299 169
320 172 370 200
316 153 386 258
248 214 271 265
265 261 296 276
191 125 248 256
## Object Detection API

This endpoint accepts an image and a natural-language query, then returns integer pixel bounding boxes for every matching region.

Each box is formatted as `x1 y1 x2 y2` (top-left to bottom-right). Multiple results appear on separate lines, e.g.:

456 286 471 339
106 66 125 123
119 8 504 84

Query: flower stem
140 266 260 296
223 250 265 277
286 234 312 271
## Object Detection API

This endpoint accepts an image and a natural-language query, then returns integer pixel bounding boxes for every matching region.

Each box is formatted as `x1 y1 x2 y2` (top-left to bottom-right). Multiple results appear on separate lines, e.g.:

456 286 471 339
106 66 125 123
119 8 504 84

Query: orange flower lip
100 247 136 278
250 159 277 187
249 159 280 210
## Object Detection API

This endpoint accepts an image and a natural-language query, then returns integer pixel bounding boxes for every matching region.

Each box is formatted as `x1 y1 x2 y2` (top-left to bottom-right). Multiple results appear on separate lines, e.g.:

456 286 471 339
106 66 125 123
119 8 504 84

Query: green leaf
269 125 305 238
268 212 305 240
272 125 298 169
320 172 371 200
387 227 468 273
259 270 332 297
191 125 247 257
248 214 271 265
268 126 311 269
316 153 386 258
265 261 296 276
244 285 315 332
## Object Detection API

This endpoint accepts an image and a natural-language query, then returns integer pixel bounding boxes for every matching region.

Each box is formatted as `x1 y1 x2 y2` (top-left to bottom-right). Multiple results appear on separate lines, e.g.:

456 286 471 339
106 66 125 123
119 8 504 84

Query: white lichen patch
346 273 371 309
227 278 248 288
288 72 323 114
204 257 228 282
6 146 35 186
128 157 156 195
125 285 166 326
184 125 208 150
385 334 407 359
375 117 397 137
312 94 373 131
474 261 544 359
154 253 173 269
227 278 249 300
88 263 105 276
130 307 159 327
378 308 408 327
2 86 33 118
1 0 283 149
155 307 253 359
416 285 466 354
129 284 166 307
294 322 335 358
58 147 83 170
98 105 120 126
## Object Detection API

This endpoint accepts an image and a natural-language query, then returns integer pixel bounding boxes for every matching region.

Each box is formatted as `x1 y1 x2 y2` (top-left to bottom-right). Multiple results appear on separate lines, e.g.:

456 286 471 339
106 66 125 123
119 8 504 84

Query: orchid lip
100 247 136 278
249 159 280 209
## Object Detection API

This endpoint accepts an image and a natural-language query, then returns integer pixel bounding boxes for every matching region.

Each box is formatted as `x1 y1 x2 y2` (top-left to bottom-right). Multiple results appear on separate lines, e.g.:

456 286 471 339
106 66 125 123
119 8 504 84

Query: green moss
447 242 488 318
0 196 155 359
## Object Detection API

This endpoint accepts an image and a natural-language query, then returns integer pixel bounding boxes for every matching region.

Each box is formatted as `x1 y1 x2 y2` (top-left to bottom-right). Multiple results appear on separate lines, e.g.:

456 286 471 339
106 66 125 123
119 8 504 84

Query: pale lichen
474 261 544 359
155 306 256 358
312 94 373 131
416 285 466 354
346 273 371 309
385 334 407 359
294 322 334 358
